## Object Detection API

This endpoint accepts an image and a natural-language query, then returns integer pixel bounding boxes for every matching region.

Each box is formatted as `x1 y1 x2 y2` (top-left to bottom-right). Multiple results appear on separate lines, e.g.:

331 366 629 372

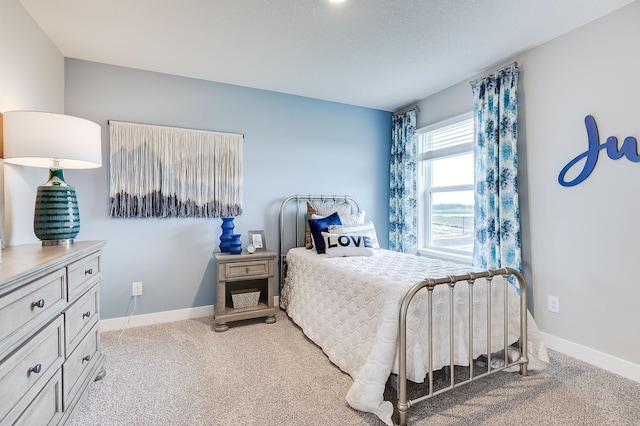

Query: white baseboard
100 296 281 332
100 305 214 332
541 332 640 383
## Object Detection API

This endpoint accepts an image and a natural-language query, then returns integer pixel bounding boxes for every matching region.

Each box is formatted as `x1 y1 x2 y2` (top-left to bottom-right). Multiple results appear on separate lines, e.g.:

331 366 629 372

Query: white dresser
0 241 106 425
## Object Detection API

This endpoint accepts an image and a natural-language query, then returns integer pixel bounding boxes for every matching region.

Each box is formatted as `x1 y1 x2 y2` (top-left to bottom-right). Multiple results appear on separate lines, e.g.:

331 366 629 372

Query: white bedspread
281 248 549 425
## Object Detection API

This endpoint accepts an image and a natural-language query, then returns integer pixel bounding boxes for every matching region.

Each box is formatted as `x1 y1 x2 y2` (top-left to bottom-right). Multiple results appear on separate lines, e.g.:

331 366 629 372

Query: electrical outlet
547 295 560 314
132 281 143 296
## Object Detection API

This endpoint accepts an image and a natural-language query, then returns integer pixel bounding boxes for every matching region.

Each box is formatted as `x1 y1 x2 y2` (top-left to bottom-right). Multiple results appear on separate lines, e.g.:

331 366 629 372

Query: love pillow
321 232 375 257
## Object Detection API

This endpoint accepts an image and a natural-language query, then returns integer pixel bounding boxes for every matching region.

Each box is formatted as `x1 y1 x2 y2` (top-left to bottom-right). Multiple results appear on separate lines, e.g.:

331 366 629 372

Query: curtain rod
107 119 244 138
469 61 518 85
393 105 420 116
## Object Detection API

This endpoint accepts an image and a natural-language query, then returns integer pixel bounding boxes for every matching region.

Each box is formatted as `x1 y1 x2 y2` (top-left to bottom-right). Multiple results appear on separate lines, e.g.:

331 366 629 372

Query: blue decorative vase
229 234 242 254
219 217 235 252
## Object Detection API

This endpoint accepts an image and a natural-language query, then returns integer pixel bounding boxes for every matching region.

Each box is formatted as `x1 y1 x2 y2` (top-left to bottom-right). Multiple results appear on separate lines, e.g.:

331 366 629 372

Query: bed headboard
278 194 360 290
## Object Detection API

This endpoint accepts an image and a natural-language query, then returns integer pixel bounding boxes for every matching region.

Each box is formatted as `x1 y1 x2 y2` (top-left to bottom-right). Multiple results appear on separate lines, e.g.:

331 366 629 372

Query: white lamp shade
2 111 102 169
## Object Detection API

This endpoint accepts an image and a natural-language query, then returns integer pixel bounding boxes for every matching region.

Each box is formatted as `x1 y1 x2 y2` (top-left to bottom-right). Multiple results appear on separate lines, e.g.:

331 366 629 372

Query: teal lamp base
34 169 80 246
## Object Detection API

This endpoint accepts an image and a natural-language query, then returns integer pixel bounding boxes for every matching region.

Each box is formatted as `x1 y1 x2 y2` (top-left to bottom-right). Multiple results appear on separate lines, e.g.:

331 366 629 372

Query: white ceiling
20 0 635 112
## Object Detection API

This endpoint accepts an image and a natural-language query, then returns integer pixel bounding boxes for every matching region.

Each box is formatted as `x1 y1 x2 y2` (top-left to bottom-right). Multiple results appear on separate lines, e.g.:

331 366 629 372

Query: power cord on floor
118 295 138 339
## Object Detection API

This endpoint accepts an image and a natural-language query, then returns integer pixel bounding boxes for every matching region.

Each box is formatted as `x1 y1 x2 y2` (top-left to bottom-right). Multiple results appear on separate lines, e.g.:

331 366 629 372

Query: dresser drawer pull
31 299 45 309
84 268 94 276
246 267 250 274
83 311 92 319
28 364 42 375
82 355 91 363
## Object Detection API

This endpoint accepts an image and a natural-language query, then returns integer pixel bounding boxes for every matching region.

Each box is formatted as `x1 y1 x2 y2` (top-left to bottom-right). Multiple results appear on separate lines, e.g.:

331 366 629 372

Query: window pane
431 153 473 187
430 191 474 253
417 112 474 258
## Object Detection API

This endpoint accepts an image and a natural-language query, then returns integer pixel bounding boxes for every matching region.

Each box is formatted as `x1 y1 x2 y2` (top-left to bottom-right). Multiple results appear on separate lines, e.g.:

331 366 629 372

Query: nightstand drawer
63 323 99 410
0 316 64 424
225 260 270 278
13 369 63 426
0 269 66 359
67 253 100 300
65 284 99 354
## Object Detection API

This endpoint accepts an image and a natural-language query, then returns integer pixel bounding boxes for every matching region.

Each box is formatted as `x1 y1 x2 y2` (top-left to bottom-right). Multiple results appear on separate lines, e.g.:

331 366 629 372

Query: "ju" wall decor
558 115 639 187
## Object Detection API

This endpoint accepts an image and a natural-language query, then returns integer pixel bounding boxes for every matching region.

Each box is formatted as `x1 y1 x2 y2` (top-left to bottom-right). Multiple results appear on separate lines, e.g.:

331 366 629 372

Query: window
416 112 474 262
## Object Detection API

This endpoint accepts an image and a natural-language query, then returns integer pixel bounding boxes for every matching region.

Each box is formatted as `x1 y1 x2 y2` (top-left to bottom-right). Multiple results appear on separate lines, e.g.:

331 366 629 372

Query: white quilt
281 248 549 426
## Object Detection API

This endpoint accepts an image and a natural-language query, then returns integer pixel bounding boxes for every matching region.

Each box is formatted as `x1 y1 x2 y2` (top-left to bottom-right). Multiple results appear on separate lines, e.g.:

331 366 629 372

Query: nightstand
213 250 277 332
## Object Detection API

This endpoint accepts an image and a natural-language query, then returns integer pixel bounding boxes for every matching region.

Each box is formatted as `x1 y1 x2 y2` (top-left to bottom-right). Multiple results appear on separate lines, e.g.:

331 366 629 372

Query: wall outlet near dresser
132 281 143 296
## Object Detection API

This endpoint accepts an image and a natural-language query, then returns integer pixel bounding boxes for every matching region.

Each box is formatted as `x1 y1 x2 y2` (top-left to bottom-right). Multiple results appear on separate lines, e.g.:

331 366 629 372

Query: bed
278 195 549 426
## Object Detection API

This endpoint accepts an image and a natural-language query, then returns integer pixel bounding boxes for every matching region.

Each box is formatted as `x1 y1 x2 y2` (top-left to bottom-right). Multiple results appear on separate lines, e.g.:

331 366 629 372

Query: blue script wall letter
558 115 640 187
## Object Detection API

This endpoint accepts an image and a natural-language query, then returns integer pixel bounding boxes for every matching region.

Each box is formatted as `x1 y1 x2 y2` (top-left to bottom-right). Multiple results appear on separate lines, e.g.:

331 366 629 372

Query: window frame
416 112 474 264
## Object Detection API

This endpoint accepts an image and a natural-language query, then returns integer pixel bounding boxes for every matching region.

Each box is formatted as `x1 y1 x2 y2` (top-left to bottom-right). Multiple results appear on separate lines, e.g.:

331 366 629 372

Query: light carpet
70 311 640 425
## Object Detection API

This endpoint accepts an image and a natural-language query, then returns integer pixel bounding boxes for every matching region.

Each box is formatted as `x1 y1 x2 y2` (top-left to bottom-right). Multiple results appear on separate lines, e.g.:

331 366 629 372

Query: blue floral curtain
389 109 417 253
471 64 522 274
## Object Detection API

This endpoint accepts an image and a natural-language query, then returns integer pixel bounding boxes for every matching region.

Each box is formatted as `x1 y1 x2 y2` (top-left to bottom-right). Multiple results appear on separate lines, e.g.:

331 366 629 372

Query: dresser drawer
65 284 99 354
0 269 66 360
63 323 100 410
225 260 270 279
13 369 63 426
67 253 101 301
0 316 64 424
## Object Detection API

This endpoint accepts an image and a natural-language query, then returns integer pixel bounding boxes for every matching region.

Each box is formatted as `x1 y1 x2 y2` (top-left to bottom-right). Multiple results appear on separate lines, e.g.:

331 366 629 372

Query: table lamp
2 111 102 245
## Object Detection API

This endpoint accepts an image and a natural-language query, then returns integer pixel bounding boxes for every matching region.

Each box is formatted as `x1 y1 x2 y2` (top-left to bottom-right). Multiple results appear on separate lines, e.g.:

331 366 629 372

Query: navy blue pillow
308 212 342 254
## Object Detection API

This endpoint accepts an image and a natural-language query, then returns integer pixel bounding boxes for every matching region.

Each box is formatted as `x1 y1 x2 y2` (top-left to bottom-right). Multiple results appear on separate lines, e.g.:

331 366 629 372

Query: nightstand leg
214 322 229 332
264 315 276 324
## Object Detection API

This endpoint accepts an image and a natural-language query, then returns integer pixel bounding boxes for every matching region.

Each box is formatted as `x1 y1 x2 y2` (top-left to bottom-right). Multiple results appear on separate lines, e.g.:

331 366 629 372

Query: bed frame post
278 195 298 293
508 267 529 376
398 279 436 426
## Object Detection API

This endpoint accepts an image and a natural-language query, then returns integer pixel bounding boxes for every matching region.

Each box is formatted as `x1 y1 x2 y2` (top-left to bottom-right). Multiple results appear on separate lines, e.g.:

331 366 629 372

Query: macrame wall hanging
108 120 243 218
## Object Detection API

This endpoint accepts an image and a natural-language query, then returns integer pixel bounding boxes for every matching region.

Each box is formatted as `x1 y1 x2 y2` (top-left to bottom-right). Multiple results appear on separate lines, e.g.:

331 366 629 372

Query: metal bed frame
279 195 529 426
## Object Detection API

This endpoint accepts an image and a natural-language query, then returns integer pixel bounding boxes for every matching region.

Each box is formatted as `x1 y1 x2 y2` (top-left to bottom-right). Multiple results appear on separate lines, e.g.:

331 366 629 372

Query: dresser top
0 240 106 292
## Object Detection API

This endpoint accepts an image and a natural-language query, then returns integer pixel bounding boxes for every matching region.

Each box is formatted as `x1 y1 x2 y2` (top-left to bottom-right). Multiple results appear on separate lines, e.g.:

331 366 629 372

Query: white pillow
309 211 365 250
327 221 379 249
321 232 375 257
305 201 353 249
340 210 365 225
311 210 365 225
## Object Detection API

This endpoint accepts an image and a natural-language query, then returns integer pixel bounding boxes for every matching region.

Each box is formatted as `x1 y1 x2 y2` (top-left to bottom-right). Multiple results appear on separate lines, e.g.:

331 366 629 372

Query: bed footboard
396 268 529 426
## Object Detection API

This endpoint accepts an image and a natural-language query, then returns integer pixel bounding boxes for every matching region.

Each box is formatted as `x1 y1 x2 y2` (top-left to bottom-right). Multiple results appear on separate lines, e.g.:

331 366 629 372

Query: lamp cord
118 295 137 339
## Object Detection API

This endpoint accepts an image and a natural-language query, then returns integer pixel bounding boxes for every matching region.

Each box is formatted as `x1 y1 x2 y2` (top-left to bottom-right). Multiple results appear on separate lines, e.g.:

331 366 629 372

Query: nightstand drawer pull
82 355 91 363
82 311 92 319
28 364 42 375
246 267 250 274
31 299 45 309
84 268 93 276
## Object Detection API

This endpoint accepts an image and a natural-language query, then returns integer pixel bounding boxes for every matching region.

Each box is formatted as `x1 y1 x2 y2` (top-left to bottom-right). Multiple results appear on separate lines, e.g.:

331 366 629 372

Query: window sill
417 248 472 266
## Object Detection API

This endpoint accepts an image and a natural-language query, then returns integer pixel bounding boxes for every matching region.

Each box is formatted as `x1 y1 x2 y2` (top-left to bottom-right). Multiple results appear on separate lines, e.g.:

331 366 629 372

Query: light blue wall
64 59 391 319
